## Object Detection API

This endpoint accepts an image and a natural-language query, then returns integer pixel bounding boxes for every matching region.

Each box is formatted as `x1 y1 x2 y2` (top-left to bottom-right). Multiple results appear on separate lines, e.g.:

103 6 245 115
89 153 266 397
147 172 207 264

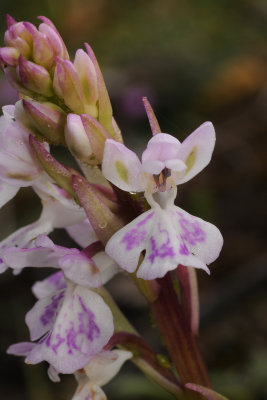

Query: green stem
150 273 210 400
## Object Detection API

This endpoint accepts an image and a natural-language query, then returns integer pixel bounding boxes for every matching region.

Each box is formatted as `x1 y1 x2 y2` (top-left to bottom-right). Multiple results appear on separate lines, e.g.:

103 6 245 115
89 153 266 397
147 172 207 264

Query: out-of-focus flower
102 123 223 280
0 180 86 273
0 103 49 209
72 349 132 400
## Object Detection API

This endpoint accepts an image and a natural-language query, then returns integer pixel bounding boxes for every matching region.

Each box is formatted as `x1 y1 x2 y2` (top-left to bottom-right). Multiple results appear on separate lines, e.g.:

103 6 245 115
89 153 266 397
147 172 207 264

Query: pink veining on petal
148 223 175 264
121 212 154 250
177 212 206 245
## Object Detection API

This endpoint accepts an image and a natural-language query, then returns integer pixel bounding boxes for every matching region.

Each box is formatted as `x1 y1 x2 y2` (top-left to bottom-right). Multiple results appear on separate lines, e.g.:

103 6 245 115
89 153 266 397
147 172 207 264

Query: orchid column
0 14 227 400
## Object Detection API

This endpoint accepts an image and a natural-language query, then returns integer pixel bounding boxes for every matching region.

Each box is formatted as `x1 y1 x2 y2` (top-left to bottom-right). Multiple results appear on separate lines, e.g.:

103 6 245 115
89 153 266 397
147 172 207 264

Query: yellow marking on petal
7 173 34 181
115 160 128 183
185 146 197 174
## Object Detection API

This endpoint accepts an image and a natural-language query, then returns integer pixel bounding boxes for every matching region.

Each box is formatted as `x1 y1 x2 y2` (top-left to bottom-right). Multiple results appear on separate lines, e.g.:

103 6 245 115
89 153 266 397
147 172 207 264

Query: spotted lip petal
106 191 222 280
25 284 114 374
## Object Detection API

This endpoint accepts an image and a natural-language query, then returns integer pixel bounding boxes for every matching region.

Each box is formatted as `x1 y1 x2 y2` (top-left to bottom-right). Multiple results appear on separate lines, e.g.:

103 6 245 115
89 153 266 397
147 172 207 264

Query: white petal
92 252 119 285
7 342 35 356
0 218 53 274
47 365 61 382
141 160 164 175
102 139 143 192
105 210 155 273
0 181 19 208
142 133 181 163
66 219 97 248
59 253 102 288
72 380 106 400
85 349 132 386
177 122 216 184
32 271 67 299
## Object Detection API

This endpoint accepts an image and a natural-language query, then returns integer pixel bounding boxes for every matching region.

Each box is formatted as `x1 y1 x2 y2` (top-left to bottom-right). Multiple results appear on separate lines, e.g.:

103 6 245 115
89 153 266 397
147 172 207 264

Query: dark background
0 1 267 399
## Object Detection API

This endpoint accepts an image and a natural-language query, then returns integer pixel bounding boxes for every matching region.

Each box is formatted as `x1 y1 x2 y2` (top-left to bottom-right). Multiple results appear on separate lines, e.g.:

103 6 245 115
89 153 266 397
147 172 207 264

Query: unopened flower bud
65 114 92 161
24 22 54 69
4 21 32 58
18 55 53 96
81 114 111 163
0 47 19 67
5 14 16 29
53 57 84 114
74 49 98 118
23 100 67 145
38 16 69 60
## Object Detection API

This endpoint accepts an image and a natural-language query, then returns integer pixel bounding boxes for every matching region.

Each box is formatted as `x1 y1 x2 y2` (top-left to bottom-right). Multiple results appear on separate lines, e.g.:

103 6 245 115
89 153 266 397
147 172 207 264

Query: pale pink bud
18 55 53 96
4 22 33 58
24 22 54 69
53 57 84 114
74 49 98 117
38 16 69 60
4 66 29 94
81 114 111 163
0 47 19 67
4 33 31 59
23 100 67 145
65 114 92 161
85 43 113 135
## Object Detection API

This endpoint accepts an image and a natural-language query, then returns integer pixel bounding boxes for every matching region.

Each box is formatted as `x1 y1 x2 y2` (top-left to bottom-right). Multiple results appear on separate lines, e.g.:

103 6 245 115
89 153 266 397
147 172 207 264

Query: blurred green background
1 0 267 399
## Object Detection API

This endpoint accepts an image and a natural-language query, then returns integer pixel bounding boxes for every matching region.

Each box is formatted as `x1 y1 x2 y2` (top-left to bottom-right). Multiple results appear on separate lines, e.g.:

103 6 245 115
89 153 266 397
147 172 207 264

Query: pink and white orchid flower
7 281 114 374
102 123 223 280
72 349 132 400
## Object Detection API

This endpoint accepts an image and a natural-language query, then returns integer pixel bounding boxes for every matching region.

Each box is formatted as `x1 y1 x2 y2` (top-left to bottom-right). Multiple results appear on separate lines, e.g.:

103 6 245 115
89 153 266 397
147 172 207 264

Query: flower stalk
150 273 210 399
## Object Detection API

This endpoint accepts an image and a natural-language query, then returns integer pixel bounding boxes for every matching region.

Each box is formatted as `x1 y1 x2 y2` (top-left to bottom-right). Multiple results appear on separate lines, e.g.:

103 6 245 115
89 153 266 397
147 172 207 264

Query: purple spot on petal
45 331 65 354
178 212 206 245
65 295 100 355
40 291 64 326
148 224 175 263
179 242 189 255
121 212 154 250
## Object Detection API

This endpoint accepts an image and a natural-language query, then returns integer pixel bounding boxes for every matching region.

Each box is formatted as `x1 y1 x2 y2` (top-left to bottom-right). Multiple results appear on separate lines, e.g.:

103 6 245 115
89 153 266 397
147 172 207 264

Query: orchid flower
102 123 223 280
0 180 85 273
7 280 114 374
3 233 119 288
72 349 132 400
0 104 47 208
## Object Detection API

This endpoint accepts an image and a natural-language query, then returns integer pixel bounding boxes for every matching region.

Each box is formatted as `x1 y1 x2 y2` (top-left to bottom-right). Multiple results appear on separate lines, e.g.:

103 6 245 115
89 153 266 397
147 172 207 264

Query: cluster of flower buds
0 15 122 160
0 14 227 400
